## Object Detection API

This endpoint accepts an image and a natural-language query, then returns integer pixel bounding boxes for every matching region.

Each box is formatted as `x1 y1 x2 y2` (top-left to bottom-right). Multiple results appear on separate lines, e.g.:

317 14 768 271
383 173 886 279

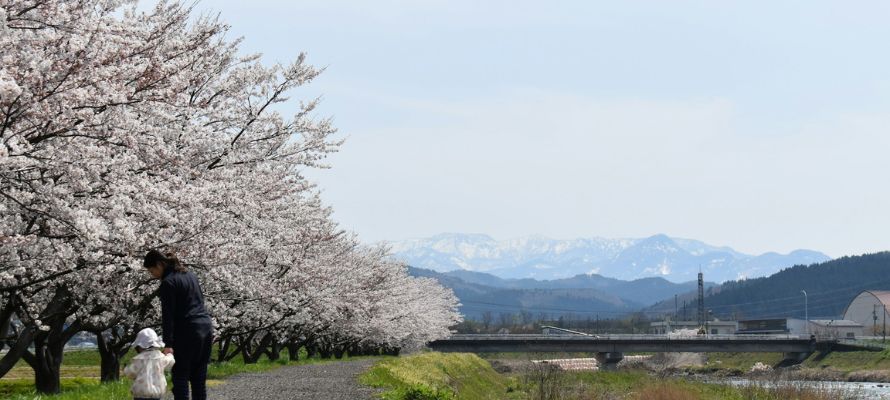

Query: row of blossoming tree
0 0 462 394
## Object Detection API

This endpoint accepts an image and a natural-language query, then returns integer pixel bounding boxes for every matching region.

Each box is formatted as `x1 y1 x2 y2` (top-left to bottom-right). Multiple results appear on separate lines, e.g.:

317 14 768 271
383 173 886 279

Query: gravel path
207 359 381 400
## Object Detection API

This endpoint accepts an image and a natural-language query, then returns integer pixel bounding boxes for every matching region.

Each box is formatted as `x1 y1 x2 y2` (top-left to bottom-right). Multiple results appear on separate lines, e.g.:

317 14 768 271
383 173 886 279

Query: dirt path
207 359 381 400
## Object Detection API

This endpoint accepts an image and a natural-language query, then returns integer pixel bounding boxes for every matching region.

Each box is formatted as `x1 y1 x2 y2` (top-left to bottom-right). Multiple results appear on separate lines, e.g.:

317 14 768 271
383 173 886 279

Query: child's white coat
123 350 175 398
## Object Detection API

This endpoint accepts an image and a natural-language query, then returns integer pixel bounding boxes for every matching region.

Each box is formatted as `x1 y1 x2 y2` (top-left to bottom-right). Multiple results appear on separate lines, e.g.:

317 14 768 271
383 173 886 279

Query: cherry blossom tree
1 0 460 393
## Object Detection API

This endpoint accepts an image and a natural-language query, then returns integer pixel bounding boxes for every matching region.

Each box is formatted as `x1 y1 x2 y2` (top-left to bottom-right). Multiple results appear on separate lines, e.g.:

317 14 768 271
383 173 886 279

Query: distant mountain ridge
391 233 830 283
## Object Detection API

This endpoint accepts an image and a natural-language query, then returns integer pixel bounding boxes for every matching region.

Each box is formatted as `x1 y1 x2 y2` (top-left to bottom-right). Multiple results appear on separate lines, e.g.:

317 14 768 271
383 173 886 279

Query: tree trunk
382 346 400 356
319 344 332 359
238 333 256 364
22 286 78 394
0 326 34 378
239 332 273 364
33 360 62 394
26 329 66 394
101 352 122 382
306 343 317 359
266 340 281 361
217 336 231 363
0 293 16 352
286 342 301 361
357 344 375 356
95 332 126 382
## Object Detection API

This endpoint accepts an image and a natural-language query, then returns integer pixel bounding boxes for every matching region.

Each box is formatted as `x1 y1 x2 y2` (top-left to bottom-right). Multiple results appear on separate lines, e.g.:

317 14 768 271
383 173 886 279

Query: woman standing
143 250 212 400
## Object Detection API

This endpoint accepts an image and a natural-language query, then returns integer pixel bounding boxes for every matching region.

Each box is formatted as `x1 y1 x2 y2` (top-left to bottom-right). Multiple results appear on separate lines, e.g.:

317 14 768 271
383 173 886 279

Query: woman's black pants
172 320 213 400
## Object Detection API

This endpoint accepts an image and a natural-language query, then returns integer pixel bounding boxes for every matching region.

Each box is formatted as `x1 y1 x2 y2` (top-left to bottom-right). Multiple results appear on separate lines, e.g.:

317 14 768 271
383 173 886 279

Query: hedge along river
717 378 890 399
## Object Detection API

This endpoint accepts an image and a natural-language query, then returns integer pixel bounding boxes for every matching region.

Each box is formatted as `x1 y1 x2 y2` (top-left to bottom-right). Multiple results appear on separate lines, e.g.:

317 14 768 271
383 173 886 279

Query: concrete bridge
428 334 834 369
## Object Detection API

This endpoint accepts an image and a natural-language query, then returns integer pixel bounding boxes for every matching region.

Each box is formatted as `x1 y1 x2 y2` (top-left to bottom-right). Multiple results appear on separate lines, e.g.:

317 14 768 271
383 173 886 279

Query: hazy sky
194 1 890 257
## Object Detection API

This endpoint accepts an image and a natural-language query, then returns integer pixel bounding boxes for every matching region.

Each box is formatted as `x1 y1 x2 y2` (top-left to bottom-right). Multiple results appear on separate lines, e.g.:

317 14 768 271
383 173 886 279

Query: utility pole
884 305 886 343
801 290 808 336
697 270 705 333
706 309 712 336
675 294 679 321
874 305 879 336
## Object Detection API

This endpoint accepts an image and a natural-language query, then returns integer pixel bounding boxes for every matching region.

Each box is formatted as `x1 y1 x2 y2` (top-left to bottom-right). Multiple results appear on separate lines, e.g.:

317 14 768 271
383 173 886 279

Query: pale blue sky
195 0 890 257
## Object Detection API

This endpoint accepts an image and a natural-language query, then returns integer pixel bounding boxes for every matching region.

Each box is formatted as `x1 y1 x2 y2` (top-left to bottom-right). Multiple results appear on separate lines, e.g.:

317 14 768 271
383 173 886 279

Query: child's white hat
133 328 165 349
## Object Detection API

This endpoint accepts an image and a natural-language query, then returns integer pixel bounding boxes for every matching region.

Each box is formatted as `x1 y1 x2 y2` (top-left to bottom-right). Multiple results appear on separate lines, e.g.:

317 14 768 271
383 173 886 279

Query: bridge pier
594 352 624 370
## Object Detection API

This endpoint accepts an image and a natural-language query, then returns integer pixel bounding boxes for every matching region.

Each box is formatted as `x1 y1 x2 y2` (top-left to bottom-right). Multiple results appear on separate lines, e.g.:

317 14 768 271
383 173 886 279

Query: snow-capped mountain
389 233 830 283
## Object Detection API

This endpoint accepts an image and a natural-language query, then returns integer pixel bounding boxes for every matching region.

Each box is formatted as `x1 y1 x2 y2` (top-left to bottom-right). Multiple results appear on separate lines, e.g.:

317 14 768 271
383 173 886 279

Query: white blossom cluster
0 0 461 382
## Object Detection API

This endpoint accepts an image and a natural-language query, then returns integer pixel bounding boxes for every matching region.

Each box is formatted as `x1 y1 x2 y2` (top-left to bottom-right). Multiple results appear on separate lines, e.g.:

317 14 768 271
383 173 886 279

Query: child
123 328 175 400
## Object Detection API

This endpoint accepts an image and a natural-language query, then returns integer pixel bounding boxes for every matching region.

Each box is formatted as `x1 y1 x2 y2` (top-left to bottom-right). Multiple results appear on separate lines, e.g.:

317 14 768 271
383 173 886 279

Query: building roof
739 318 792 323
868 291 890 307
650 320 737 326
810 319 863 327
842 290 890 318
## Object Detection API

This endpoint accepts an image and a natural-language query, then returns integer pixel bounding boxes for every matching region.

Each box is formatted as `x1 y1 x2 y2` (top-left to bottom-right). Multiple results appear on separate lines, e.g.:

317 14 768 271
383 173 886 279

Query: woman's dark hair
143 249 187 273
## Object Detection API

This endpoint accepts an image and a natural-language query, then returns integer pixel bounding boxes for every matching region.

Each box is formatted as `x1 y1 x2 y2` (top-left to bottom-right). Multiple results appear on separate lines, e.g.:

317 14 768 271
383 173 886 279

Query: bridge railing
443 333 816 341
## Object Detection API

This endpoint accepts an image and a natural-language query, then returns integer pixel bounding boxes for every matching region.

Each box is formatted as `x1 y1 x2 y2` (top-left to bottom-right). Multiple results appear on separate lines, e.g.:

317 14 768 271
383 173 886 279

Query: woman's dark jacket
159 269 210 348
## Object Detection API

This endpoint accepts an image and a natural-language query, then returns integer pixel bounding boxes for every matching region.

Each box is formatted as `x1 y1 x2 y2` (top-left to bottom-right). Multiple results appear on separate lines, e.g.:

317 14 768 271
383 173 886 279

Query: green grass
684 349 890 375
361 352 522 400
1 379 131 400
803 348 890 372
576 372 742 399
687 350 890 381
1 348 377 399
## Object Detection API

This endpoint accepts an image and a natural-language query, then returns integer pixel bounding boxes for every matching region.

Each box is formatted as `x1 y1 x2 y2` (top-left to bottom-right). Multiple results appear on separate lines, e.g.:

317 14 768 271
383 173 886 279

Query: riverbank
362 352 868 399
680 349 890 383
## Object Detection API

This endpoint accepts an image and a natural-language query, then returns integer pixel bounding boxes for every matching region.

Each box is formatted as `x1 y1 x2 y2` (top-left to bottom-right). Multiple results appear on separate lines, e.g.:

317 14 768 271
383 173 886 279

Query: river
716 378 890 399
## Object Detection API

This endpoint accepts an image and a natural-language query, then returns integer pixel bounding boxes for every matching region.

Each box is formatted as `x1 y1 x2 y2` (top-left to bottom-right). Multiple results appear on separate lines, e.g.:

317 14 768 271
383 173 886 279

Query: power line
651 276 890 312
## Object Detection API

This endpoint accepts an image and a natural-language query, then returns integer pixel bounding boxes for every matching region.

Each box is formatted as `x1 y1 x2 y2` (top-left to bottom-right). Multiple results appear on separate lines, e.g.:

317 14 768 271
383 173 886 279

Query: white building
650 320 738 335
737 318 806 334
809 319 863 339
842 290 890 336
737 317 863 338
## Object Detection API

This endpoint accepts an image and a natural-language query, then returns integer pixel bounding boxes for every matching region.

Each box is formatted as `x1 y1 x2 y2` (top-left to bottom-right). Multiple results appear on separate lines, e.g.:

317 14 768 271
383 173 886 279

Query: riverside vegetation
362 352 887 400
3 349 883 399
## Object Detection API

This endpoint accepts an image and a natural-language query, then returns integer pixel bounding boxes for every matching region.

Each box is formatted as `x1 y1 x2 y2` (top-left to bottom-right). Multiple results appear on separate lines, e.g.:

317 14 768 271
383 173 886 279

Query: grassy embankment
361 352 523 400
362 352 860 400
0 348 376 400
691 348 890 381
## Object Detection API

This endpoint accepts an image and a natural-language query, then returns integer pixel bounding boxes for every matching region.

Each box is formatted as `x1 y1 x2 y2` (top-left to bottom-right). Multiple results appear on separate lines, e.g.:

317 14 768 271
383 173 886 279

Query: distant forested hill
408 267 643 319
439 268 716 306
648 252 890 320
